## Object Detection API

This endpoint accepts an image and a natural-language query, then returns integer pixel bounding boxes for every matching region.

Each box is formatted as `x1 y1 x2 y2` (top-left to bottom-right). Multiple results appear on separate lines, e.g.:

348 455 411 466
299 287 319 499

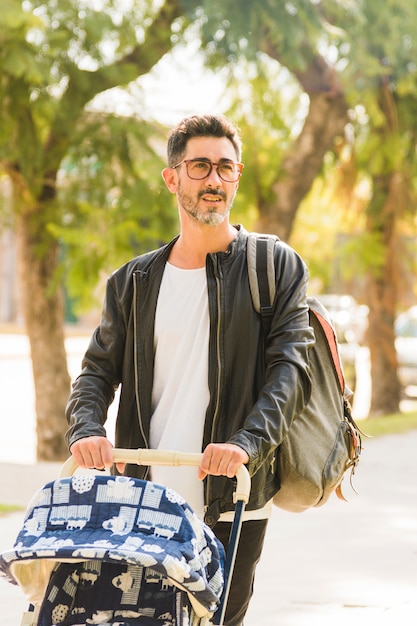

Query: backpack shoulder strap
247 233 279 334
307 295 352 400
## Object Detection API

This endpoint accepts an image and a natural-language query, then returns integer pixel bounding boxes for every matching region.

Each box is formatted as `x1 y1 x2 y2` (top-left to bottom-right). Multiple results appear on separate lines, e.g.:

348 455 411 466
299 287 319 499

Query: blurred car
314 294 369 346
395 306 417 392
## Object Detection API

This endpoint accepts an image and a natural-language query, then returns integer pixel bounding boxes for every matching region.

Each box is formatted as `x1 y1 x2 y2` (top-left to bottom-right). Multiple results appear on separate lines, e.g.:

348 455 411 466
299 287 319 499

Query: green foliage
182 0 360 70
290 172 347 291
0 0 179 186
223 54 302 222
48 113 177 313
0 0 182 309
344 1 417 90
176 0 414 305
338 232 387 280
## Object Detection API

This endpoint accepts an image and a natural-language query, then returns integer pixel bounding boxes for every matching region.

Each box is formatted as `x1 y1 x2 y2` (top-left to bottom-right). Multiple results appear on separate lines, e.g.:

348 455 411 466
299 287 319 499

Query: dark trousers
213 518 269 626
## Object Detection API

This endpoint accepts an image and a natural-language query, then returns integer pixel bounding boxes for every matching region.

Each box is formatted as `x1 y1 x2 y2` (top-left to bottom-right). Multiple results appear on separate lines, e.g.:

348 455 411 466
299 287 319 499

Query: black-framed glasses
172 158 244 182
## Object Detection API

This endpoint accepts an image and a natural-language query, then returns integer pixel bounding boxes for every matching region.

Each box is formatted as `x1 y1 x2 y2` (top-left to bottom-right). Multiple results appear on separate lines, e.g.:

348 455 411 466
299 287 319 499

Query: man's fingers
70 437 114 470
198 443 249 480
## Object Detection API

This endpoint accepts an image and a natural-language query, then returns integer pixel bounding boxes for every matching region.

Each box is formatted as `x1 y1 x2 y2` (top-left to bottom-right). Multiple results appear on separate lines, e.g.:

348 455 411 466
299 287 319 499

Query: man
66 114 314 625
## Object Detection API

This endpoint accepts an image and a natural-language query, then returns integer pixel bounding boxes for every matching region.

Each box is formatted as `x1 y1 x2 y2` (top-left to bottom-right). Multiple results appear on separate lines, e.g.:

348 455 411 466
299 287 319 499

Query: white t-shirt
150 262 209 519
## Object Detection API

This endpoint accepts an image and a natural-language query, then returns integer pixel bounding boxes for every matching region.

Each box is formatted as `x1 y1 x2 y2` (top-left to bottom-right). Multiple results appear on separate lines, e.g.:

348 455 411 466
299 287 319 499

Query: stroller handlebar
61 448 251 504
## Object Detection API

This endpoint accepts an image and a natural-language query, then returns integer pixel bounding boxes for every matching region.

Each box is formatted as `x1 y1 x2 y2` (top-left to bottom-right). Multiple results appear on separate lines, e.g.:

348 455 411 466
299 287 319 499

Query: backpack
247 233 363 512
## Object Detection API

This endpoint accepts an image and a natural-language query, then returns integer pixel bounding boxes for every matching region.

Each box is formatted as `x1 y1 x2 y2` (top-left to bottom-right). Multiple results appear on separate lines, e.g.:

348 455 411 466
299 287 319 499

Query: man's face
167 136 240 227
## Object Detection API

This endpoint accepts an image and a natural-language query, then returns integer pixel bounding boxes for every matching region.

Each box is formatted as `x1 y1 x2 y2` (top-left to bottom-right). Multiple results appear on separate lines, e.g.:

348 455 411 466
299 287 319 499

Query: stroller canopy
0 475 225 619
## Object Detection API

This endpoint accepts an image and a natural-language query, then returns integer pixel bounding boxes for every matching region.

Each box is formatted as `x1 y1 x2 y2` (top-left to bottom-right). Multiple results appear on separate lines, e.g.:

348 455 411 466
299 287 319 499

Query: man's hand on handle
198 442 249 480
70 437 249 479
70 436 126 474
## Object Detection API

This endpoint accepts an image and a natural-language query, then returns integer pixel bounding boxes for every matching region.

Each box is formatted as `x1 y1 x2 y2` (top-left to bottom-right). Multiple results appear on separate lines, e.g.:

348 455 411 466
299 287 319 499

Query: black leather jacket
66 225 314 525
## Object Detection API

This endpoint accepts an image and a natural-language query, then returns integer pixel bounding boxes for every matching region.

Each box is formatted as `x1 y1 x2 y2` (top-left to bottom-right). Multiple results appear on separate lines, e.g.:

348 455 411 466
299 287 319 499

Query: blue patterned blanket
0 475 225 624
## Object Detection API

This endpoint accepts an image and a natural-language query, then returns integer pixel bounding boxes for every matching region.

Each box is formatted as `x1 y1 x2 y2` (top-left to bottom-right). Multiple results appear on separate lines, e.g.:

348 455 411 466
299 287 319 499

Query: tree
184 0 353 240
0 0 182 460
336 1 417 413
2 0 416 455
186 0 417 414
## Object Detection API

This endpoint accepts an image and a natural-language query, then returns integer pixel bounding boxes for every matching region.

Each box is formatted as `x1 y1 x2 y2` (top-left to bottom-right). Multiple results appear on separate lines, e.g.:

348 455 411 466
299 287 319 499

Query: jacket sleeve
65 277 127 449
227 241 314 476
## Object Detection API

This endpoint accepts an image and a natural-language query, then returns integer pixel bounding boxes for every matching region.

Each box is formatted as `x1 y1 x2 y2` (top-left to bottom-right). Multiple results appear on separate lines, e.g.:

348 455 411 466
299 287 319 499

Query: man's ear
161 167 177 193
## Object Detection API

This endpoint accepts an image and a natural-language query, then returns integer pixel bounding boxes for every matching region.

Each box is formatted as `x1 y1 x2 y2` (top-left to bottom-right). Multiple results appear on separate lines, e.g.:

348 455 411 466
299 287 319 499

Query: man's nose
206 165 222 185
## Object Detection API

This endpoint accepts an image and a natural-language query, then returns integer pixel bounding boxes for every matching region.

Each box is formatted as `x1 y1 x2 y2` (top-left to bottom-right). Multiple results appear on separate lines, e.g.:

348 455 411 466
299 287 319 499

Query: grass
356 409 417 438
0 503 23 517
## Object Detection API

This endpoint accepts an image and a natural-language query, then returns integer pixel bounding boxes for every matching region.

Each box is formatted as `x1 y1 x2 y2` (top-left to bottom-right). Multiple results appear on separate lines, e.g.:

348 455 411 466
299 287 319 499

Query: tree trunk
366 80 404 416
16 207 71 461
256 50 349 241
366 171 402 416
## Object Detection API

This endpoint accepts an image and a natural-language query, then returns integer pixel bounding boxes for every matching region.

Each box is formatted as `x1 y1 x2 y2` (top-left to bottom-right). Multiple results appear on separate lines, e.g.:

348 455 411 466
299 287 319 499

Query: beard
177 184 236 226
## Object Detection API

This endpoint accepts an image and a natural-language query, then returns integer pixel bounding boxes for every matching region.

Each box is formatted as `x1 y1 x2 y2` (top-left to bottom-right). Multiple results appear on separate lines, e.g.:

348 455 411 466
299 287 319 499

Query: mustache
198 188 227 201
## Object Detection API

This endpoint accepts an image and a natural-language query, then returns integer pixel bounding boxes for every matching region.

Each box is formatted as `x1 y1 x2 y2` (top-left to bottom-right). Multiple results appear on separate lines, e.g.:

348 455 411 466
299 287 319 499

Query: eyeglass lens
187 160 240 182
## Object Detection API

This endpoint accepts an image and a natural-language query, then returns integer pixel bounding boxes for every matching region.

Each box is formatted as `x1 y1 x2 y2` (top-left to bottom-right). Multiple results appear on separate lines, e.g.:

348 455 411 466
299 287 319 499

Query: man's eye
220 163 234 172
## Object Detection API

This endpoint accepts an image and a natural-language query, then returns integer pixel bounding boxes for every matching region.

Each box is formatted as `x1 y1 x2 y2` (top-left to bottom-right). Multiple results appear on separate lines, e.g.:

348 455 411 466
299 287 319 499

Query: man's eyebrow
191 157 235 162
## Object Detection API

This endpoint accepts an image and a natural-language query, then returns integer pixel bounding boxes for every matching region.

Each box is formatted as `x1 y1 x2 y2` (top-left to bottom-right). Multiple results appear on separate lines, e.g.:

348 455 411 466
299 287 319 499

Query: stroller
0 449 250 626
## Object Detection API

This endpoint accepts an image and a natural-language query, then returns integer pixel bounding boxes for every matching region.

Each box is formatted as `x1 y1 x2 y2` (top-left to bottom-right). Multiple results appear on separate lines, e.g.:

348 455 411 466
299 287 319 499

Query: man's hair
167 114 242 167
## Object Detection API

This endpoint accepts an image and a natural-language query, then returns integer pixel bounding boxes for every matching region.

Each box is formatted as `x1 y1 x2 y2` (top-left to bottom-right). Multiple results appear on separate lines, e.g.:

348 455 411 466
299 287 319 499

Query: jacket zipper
133 272 150 479
205 254 223 512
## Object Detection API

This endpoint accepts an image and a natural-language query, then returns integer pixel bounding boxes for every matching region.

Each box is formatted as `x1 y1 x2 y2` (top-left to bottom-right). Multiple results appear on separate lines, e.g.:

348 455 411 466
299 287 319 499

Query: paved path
1 430 417 625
